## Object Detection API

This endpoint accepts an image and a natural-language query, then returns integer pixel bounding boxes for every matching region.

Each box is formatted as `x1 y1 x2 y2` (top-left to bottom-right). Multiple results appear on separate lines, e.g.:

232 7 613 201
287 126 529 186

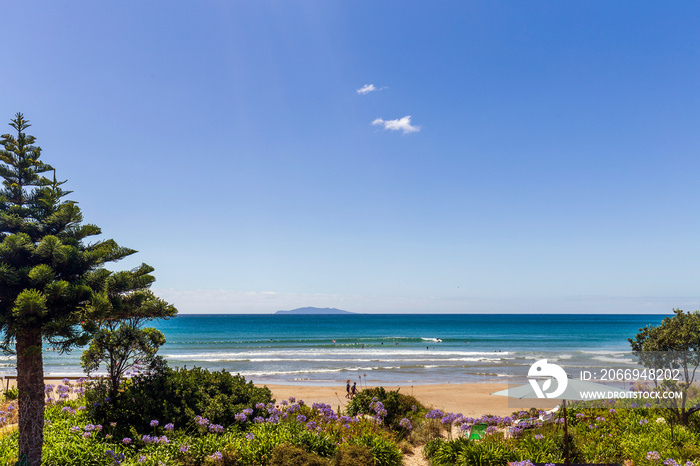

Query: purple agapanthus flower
209 424 224 433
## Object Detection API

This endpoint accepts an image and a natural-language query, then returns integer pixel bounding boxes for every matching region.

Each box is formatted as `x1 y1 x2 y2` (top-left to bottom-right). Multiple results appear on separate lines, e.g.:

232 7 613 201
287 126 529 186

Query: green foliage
629 308 700 425
219 444 243 465
345 386 425 431
10 385 700 466
4 386 18 401
0 113 135 352
513 429 565 463
0 112 174 464
268 443 330 466
423 438 446 459
455 438 515 466
349 434 402 466
426 437 471 465
86 360 272 436
332 444 375 466
424 399 700 466
81 260 177 397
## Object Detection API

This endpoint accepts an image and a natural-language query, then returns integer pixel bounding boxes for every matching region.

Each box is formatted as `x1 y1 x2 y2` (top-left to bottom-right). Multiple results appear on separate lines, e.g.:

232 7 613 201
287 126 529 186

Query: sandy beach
264 383 557 417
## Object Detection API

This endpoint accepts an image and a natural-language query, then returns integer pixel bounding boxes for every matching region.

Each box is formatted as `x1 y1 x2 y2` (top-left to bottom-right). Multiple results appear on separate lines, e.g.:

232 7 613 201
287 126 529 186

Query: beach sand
263 383 557 417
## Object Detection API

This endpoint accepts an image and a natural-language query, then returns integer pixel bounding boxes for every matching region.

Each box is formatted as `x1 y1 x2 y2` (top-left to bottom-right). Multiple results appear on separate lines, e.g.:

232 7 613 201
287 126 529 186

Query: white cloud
372 115 421 134
356 84 381 95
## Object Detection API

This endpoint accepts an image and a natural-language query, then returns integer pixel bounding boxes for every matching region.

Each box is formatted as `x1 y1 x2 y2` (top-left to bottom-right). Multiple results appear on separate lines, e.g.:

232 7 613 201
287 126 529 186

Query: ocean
7 313 669 385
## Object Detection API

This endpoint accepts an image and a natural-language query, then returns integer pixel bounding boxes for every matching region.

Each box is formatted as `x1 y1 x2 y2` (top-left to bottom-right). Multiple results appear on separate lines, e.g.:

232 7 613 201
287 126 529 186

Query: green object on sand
469 423 488 440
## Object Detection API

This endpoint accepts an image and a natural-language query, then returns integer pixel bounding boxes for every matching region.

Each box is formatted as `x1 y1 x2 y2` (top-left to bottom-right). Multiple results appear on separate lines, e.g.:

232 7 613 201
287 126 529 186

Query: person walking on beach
351 382 357 398
345 380 351 398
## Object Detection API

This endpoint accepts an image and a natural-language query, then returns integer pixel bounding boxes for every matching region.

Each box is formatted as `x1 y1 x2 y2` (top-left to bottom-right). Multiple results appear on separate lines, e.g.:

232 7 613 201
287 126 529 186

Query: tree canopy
81 263 177 397
629 308 700 425
0 113 176 465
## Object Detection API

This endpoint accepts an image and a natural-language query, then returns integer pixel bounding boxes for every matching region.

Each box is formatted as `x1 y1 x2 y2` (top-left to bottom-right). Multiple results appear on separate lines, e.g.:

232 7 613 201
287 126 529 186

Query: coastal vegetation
0 116 698 464
0 114 176 465
0 362 697 465
423 398 700 466
629 309 700 425
0 366 409 465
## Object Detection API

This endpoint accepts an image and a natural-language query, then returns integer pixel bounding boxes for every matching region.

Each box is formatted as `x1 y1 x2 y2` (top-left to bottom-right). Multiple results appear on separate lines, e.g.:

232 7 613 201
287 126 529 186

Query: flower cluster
105 449 125 466
44 379 86 404
142 434 169 444
368 399 387 423
312 402 338 421
208 424 224 433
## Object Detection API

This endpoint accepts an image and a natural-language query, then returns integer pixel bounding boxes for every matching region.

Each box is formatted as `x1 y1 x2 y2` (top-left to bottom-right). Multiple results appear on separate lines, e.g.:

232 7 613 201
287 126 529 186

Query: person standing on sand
345 380 351 398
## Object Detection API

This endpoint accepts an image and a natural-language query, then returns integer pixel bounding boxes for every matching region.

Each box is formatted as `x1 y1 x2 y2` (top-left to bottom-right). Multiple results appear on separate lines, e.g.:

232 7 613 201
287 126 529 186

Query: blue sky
2 1 699 313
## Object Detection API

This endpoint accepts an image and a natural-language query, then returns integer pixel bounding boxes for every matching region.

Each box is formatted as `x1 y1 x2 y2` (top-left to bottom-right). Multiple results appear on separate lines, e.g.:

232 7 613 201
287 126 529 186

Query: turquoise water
21 313 669 385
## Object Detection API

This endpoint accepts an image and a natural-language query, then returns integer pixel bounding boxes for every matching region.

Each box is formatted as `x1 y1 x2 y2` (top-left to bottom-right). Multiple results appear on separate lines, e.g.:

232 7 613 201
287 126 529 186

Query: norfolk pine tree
0 113 176 465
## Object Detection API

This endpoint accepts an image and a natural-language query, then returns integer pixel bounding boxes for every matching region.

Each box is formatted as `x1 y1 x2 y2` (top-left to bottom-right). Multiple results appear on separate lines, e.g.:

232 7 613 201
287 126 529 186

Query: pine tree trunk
16 327 44 466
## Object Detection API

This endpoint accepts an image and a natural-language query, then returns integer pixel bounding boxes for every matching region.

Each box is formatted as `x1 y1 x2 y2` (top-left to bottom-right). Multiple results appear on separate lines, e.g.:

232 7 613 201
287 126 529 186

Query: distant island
274 307 355 315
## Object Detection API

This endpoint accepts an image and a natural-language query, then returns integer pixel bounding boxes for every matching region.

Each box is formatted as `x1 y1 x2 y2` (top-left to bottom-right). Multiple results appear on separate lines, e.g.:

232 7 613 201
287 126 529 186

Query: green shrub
423 438 446 459
425 437 471 466
345 386 424 431
4 387 18 401
456 438 515 466
350 434 402 466
288 424 337 457
514 431 564 464
268 443 330 466
86 358 272 437
333 443 375 466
